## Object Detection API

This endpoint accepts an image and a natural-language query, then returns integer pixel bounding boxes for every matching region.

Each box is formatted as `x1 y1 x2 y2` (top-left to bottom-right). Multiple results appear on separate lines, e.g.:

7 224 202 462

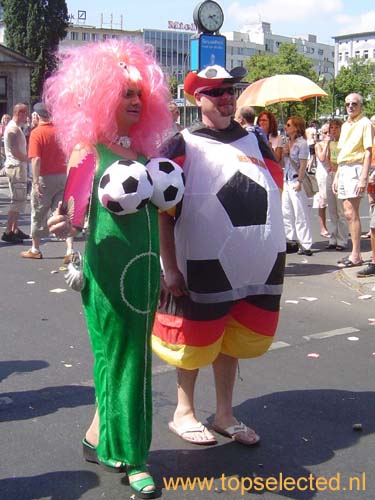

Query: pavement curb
338 251 375 295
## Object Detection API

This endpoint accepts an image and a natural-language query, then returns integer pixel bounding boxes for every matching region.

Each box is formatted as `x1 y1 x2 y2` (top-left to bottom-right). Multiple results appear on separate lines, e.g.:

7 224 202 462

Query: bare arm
48 144 96 236
356 147 372 195
159 213 187 296
7 130 28 162
315 140 330 163
31 157 42 197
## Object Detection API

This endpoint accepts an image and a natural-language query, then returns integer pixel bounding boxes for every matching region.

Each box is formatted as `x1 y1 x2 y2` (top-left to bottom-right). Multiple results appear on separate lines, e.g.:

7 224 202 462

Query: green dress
81 144 160 466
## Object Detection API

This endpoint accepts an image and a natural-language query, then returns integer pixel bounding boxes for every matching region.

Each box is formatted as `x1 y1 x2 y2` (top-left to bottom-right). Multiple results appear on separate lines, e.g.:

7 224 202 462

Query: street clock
193 0 224 34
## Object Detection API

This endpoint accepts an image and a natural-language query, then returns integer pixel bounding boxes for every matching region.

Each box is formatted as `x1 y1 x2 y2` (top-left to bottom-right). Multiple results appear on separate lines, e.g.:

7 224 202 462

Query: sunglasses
345 102 359 107
199 87 236 97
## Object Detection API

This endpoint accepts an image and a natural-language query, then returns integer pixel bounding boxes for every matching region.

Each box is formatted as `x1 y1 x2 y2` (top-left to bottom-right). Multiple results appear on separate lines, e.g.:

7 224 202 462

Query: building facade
60 21 334 84
227 22 334 79
333 31 375 74
0 44 33 115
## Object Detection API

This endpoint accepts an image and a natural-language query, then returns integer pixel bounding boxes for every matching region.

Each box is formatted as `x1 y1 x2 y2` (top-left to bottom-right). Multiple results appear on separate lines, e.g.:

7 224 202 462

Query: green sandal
128 464 157 499
82 438 127 474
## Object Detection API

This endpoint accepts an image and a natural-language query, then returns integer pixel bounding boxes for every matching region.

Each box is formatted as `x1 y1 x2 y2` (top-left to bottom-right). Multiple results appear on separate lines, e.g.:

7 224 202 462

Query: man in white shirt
2 103 30 243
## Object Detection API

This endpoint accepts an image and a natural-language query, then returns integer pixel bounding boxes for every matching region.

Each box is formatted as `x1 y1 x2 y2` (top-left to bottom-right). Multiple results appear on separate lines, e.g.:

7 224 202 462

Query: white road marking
269 341 291 350
304 327 360 341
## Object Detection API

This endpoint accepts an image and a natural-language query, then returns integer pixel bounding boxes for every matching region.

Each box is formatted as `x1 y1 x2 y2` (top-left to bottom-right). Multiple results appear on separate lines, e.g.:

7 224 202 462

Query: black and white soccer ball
98 159 154 215
146 158 185 210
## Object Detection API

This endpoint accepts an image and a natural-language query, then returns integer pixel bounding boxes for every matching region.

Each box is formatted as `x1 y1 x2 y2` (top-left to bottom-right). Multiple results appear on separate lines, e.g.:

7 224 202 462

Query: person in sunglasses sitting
152 65 285 447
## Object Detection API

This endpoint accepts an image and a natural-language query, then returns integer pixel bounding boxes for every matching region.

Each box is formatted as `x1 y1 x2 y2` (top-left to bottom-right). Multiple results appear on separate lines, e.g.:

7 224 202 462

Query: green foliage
168 74 178 98
2 0 68 101
243 43 325 122
332 58 375 117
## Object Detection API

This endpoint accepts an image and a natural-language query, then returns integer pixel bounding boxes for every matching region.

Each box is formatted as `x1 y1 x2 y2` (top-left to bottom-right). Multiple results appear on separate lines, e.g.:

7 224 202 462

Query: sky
66 0 375 45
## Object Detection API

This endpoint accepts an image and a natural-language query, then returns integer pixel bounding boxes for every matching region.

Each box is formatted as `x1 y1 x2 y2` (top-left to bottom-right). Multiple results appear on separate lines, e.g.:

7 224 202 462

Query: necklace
115 135 131 148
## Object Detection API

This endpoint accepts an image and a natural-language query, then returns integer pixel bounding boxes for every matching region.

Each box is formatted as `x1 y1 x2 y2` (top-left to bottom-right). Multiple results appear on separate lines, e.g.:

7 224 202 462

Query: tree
332 58 375 117
1 0 68 101
168 74 178 99
243 43 324 122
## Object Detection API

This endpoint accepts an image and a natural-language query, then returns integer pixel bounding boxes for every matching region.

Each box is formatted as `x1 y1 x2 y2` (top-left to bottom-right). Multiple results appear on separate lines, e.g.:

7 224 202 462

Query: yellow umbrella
237 74 328 107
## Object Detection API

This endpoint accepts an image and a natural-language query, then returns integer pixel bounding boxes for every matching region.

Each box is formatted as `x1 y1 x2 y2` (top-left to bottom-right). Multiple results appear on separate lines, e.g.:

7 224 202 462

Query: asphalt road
0 176 374 500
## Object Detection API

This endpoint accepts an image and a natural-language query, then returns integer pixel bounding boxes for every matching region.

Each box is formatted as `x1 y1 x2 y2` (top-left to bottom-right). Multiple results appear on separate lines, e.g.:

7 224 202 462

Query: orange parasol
237 74 328 107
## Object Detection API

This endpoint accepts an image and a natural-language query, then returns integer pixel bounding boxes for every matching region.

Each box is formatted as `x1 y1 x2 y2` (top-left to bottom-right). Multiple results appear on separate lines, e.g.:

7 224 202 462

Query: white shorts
337 163 363 200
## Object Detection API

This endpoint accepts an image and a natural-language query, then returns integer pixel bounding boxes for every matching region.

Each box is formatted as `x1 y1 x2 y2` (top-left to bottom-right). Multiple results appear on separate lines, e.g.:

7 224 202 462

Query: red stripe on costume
264 157 283 190
172 154 185 169
231 301 279 337
153 312 226 347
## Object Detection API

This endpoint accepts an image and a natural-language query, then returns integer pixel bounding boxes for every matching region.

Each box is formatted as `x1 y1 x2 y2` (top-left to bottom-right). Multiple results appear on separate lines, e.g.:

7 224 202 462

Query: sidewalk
338 250 375 295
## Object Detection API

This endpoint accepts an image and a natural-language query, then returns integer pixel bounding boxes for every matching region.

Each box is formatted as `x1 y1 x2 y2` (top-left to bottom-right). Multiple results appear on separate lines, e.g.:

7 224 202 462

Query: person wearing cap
20 102 74 260
152 65 285 446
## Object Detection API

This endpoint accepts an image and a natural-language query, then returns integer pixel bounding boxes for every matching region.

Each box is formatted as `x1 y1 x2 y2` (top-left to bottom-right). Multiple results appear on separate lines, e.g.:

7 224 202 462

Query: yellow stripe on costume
220 316 274 359
152 334 222 370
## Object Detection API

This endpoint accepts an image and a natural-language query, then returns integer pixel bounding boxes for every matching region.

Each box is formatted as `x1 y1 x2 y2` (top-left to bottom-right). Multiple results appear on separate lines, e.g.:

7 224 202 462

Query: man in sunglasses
152 66 285 447
334 93 373 268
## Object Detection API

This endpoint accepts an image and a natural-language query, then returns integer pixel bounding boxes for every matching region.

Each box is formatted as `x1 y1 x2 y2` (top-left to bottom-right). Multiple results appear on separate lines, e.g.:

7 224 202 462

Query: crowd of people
234 97 375 276
1 37 375 498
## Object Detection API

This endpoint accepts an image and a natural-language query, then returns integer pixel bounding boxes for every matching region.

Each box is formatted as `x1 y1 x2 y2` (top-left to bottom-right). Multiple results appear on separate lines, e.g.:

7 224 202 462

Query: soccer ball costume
152 120 286 369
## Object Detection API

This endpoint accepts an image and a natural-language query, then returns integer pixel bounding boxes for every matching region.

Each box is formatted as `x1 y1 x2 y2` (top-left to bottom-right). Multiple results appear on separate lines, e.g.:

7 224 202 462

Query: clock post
190 0 226 71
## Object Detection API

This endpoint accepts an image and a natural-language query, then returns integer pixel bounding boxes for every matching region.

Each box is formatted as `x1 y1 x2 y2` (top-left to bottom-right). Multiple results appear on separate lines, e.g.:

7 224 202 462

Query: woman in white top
282 116 313 256
325 119 348 251
257 110 283 162
314 123 330 237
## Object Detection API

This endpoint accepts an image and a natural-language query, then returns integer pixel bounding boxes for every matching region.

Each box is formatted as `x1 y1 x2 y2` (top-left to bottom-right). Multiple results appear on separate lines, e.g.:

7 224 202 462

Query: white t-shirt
4 119 27 168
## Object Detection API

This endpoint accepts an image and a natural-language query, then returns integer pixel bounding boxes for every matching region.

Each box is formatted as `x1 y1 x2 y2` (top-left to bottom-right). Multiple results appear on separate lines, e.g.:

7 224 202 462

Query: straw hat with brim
184 65 247 104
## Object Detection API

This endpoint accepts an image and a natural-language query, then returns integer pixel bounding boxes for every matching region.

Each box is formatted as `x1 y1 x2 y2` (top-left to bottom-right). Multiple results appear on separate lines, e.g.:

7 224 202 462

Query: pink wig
44 39 172 158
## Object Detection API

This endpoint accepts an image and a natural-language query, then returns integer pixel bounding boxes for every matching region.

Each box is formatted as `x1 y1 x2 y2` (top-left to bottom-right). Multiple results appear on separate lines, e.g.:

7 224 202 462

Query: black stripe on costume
266 252 286 285
187 259 232 293
190 120 248 143
244 294 281 311
159 290 231 320
160 132 186 159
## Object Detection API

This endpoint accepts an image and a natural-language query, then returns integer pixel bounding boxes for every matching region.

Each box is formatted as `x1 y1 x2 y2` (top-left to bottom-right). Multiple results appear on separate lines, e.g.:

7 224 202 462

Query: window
355 50 360 58
91 33 98 41
364 50 369 59
318 49 323 55
0 76 7 98
339 52 342 61
70 31 79 40
82 32 90 41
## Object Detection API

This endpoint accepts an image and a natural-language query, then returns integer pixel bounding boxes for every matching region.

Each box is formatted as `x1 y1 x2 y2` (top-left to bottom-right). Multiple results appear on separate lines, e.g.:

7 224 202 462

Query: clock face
196 0 224 33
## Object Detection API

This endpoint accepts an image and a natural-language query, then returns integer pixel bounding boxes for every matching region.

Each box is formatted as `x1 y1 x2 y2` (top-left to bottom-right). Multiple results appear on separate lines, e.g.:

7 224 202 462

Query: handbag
64 251 85 292
302 171 319 198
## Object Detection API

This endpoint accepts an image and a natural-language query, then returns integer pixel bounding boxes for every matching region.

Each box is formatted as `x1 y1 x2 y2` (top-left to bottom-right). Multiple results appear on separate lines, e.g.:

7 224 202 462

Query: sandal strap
130 475 156 492
128 463 148 476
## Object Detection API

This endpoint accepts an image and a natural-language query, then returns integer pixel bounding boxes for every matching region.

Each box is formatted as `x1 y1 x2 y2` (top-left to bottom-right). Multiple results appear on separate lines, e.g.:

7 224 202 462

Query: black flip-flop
337 258 363 268
337 255 350 264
